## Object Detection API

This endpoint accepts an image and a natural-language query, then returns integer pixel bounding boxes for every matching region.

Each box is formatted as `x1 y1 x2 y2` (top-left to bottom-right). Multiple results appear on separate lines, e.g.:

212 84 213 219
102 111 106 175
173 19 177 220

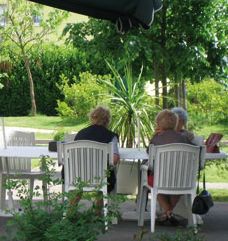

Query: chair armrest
199 145 206 169
141 164 148 172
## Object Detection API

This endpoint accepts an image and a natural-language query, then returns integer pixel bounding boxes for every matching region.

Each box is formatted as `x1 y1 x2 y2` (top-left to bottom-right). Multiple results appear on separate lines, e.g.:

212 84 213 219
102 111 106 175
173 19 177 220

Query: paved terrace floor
0 168 228 241
0 201 228 241
96 202 228 241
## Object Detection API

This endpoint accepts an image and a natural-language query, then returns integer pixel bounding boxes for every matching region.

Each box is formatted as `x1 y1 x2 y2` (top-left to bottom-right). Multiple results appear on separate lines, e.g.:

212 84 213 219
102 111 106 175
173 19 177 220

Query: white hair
171 107 188 125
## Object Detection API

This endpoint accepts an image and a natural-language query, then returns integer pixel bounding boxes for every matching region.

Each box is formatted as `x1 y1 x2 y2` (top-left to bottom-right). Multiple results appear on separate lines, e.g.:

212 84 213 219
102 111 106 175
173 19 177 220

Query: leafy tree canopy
64 0 227 83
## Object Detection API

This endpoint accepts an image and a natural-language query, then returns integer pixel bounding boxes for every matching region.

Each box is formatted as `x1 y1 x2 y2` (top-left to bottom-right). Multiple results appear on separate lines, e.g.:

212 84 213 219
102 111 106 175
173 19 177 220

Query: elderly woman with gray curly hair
171 107 194 142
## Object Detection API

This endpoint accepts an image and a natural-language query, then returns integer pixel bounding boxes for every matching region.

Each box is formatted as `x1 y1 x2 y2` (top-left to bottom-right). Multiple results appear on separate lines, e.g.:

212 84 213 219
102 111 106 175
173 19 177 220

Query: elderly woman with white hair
171 107 194 142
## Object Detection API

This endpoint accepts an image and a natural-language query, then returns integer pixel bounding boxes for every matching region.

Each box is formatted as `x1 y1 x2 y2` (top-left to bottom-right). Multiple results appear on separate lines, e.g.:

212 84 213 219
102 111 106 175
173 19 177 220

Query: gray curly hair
171 107 188 125
89 106 111 127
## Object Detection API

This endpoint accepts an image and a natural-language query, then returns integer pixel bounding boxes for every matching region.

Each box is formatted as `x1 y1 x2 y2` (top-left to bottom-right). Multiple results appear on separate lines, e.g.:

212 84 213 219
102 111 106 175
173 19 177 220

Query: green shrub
56 72 109 120
53 128 66 141
187 79 228 127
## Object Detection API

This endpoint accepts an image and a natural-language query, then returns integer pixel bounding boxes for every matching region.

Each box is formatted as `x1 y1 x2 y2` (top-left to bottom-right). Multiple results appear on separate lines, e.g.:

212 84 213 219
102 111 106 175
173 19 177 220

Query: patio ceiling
27 0 162 33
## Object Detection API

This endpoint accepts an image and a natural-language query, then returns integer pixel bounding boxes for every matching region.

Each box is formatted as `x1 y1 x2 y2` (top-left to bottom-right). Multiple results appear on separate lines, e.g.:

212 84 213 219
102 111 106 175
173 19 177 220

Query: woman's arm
112 136 120 165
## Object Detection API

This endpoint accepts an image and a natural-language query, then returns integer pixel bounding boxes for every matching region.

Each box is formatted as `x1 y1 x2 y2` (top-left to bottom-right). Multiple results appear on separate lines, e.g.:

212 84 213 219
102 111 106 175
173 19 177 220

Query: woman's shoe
168 213 180 226
168 213 187 227
155 214 169 226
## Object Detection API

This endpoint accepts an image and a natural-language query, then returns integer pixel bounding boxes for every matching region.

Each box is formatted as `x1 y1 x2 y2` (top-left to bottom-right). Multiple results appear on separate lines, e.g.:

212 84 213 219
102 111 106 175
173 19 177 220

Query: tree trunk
174 83 180 106
175 72 186 109
126 115 134 148
181 79 187 110
177 82 181 106
153 62 160 106
161 66 168 109
160 1 168 109
22 53 36 116
176 79 187 109
155 78 160 106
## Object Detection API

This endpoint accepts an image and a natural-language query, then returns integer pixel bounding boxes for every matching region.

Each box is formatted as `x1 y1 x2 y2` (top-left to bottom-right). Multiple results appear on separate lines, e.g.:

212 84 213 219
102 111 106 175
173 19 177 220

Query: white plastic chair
60 140 113 225
138 143 202 233
0 131 45 210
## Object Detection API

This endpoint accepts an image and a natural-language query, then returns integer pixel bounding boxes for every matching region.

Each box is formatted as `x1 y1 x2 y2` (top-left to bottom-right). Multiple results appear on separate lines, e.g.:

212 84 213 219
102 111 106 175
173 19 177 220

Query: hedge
0 44 89 116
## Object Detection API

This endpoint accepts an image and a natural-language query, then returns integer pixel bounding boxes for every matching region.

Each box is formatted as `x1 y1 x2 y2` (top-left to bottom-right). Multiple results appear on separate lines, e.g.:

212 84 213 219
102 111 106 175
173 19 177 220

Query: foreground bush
1 157 120 241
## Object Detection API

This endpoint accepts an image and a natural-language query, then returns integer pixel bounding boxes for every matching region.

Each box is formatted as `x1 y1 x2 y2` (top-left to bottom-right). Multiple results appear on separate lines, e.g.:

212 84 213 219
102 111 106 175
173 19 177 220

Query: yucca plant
100 62 157 147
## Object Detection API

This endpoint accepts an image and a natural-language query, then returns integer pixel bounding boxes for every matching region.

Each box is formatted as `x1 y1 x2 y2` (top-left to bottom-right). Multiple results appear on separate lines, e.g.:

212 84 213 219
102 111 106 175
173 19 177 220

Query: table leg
0 172 3 209
136 159 142 211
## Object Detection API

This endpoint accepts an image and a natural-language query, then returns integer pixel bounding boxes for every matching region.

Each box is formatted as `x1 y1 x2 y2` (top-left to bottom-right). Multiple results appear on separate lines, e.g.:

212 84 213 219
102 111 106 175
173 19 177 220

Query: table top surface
119 148 227 160
0 146 227 161
0 146 57 158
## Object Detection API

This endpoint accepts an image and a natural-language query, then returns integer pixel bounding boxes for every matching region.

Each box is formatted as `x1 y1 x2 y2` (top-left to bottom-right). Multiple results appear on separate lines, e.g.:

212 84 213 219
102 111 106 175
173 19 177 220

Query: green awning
28 0 162 33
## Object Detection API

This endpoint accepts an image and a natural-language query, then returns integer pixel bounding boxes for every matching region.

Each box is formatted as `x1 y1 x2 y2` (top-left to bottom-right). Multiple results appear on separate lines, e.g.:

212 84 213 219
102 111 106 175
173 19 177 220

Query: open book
205 133 223 153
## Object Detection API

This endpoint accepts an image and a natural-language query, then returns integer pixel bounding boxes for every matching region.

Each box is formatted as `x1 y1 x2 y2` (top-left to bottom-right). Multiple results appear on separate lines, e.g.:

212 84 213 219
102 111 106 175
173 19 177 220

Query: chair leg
108 193 118 225
150 190 157 233
191 194 197 228
0 176 6 210
42 180 48 203
7 190 14 210
138 186 148 227
29 178 34 199
184 194 193 226
103 194 108 230
61 183 65 204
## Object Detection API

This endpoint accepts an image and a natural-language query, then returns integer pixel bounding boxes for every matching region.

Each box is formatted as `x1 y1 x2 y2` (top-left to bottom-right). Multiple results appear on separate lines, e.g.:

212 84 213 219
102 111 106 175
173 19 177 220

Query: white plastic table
0 146 226 160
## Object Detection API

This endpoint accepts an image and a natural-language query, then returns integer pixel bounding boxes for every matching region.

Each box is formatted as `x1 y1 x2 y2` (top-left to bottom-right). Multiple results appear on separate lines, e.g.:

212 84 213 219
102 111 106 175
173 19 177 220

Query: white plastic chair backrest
57 134 76 165
192 135 204 146
149 143 200 190
3 131 35 172
191 135 206 169
57 133 112 166
64 133 76 143
63 140 112 192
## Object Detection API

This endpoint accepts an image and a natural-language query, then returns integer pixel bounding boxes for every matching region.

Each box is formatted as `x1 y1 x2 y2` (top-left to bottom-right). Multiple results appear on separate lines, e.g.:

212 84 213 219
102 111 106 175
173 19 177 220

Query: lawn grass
5 115 87 133
207 189 228 202
203 160 228 183
5 115 62 129
35 132 54 140
195 124 228 141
